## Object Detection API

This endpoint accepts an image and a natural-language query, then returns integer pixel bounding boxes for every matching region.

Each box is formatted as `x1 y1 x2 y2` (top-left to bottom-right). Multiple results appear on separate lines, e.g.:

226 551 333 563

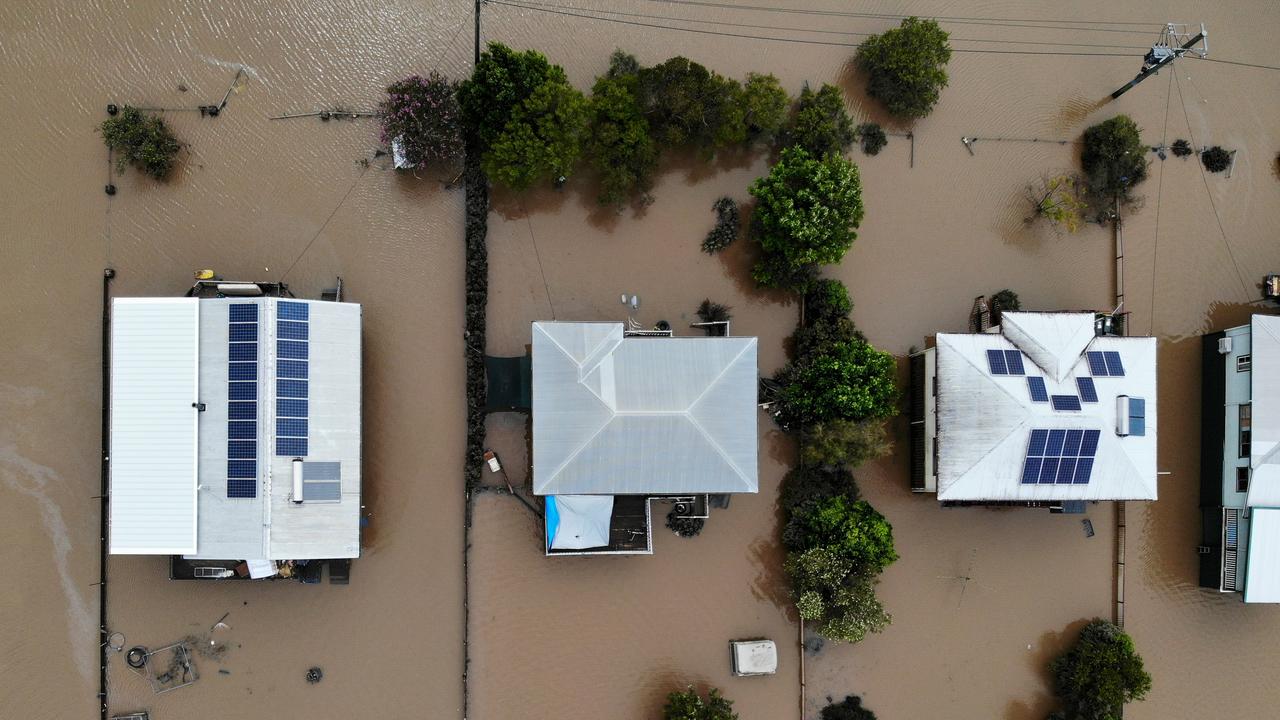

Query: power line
487 1 1133 57
1203 57 1280 72
638 0 1158 33
502 0 1149 50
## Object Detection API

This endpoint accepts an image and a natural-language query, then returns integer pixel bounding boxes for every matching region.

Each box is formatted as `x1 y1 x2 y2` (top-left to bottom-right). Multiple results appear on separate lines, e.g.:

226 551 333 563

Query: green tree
587 71 657 205
750 147 864 290
663 686 738 720
818 579 891 643
780 464 859 512
459 43 553 150
789 496 898 575
741 73 790 142
638 56 743 151
990 288 1020 326
820 695 878 720
1027 174 1087 232
482 70 590 190
785 83 855 157
785 548 890 642
772 336 897 427
1080 115 1148 209
99 106 181 180
855 17 952 120
856 123 887 156
801 419 893 469
1049 620 1151 720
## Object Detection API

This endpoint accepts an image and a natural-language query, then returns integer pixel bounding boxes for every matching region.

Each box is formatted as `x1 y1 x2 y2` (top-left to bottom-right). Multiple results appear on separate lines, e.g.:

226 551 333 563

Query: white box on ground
730 639 777 676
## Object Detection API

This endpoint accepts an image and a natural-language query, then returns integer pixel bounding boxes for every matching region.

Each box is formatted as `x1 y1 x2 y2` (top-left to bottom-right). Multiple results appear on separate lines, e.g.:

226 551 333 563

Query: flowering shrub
379 72 463 169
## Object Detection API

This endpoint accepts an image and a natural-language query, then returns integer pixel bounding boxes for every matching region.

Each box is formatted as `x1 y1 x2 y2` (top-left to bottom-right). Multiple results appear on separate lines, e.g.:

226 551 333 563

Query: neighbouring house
909 312 1157 508
109 290 361 580
532 321 758 555
1199 315 1280 602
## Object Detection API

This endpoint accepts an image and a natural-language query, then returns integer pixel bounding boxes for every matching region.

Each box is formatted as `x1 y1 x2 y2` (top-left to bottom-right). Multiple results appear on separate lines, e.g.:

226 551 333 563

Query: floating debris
306 667 323 684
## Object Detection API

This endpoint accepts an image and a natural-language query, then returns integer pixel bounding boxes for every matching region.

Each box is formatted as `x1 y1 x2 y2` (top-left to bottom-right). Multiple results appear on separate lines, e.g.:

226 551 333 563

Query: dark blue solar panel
228 362 257 381
227 460 256 478
276 418 307 437
278 301 309 321
1129 397 1145 417
1056 457 1077 484
1027 377 1048 402
1022 457 1043 484
1046 429 1066 456
229 342 257 362
228 478 256 498
228 381 256 400
229 304 258 322
1130 416 1146 436
277 437 308 456
1103 351 1124 376
228 421 256 439
1039 457 1060 484
278 360 308 379
1028 429 1049 456
987 349 1008 375
1004 350 1025 375
1087 351 1108 376
1076 377 1098 403
277 379 308 398
1051 395 1083 411
1081 429 1101 456
228 441 257 459
1063 429 1084 457
229 323 258 342
278 340 308 360
278 321 309 340
277 399 307 417
228 402 256 420
1073 457 1094 484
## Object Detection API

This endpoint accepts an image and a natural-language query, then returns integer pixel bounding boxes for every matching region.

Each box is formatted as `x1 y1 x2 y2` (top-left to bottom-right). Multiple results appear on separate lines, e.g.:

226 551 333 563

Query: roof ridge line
685 412 752 489
684 340 755 413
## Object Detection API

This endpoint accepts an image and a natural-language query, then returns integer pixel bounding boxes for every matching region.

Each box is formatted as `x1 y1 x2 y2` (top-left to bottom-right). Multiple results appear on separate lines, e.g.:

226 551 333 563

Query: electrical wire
486 0 1134 57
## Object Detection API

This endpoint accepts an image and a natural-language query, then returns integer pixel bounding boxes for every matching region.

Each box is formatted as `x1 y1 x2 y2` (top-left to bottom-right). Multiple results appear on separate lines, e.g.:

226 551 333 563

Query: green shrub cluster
820 695 878 720
1048 619 1151 720
702 197 740 253
463 148 489 488
1081 115 1149 210
855 17 952 120
100 106 181 180
856 123 887 156
1201 146 1231 173
663 686 737 720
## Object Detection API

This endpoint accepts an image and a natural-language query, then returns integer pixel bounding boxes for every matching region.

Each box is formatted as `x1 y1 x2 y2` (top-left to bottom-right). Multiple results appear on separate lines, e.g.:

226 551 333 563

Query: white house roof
1245 509 1280 603
532 322 758 496
1248 315 1280 508
110 297 362 561
109 298 200 554
935 312 1158 502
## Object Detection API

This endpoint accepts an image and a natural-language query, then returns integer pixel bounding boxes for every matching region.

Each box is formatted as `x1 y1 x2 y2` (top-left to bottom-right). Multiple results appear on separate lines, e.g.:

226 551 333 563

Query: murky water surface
3 1 1279 718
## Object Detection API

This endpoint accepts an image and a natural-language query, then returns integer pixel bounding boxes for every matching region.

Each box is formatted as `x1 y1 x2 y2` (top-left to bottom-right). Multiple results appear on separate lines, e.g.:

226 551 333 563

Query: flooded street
2 1 1279 718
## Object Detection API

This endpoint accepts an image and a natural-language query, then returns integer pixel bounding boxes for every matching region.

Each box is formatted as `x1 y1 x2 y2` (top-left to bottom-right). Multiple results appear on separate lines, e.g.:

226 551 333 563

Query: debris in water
306 667 323 684
218 669 230 675
1082 519 1095 537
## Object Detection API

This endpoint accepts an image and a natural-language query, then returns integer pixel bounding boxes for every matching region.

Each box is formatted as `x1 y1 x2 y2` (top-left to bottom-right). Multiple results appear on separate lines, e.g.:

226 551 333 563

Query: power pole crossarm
1111 23 1207 99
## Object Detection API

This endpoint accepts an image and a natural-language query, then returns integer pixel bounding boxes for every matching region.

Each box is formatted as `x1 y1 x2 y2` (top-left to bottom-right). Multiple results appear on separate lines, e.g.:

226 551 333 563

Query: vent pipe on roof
291 458 304 504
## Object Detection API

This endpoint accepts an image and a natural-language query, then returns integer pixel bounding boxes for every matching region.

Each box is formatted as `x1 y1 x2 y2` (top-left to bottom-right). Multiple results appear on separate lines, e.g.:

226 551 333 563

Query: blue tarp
545 496 561 549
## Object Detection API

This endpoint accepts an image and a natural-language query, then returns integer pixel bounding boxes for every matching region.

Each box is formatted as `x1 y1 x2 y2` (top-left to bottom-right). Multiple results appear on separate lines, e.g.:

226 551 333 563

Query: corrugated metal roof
532 322 758 495
935 313 1157 501
1245 509 1280 602
1248 315 1280 508
109 298 199 554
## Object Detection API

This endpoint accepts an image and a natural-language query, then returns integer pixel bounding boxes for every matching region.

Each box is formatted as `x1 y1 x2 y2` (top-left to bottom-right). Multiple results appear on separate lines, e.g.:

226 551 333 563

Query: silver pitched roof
935 312 1158 502
532 322 758 496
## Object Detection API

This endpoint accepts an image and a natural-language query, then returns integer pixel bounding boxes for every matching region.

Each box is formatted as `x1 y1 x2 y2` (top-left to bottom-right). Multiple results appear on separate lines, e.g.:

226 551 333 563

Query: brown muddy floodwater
3 1 1280 719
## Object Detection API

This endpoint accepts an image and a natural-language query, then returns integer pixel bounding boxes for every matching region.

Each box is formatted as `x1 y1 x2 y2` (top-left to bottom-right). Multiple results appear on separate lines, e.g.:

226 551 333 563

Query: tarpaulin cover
546 495 613 550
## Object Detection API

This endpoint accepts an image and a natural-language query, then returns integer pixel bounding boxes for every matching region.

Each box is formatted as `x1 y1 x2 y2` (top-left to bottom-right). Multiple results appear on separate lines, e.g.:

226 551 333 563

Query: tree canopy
587 70 657 205
740 72 790 142
1049 620 1151 720
481 69 589 189
637 56 745 151
772 335 897 428
1080 115 1148 209
785 83 855 158
750 147 864 290
820 695 878 720
379 72 463 169
663 686 738 720
100 106 181 180
855 17 952 120
459 43 553 149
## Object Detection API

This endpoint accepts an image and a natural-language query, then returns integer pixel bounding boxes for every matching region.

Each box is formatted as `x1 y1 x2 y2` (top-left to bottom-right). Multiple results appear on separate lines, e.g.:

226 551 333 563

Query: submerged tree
459 43 553 150
481 67 589 190
587 69 657 205
663 686 738 720
855 123 887 156
1081 115 1149 211
740 72 790 143
785 83 855 158
1201 146 1231 173
379 72 464 169
855 17 952 120
820 694 879 720
702 197 741 253
771 335 896 428
100 106 181 180
637 56 744 152
1026 174 1088 233
801 419 893 469
1049 619 1151 720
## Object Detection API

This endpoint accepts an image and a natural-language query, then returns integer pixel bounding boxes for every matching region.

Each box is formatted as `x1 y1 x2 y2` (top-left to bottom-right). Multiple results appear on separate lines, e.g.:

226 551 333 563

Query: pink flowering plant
379 72 464 168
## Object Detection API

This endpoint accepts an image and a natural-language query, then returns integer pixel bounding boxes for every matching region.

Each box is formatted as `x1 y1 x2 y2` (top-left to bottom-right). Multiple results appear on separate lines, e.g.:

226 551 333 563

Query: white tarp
548 495 613 550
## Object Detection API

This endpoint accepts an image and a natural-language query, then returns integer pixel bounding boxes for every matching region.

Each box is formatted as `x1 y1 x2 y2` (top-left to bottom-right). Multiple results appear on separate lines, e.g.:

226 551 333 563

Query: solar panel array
227 304 258 498
1027 376 1048 402
1128 397 1146 436
1021 429 1101 484
987 349 1026 376
1087 350 1125 377
276 301 309 457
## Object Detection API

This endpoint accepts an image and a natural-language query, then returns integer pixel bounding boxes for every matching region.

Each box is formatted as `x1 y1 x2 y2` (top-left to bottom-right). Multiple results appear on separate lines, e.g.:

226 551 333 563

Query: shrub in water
379 72 464 169
100 106 181 180
856 123 887 156
1202 146 1231 173
702 197 740 253
1170 139 1193 158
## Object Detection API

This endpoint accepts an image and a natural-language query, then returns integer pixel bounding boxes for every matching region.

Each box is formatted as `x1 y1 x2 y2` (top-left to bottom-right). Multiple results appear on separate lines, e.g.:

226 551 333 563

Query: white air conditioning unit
1219 337 1233 354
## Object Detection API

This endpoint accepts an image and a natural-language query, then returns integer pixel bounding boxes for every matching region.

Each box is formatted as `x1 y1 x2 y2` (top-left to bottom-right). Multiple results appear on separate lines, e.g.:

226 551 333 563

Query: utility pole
474 0 483 64
1111 23 1207 99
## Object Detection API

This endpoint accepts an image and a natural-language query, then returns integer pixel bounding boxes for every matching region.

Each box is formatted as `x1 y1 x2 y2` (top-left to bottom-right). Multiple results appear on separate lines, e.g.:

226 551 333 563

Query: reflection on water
3 0 1280 718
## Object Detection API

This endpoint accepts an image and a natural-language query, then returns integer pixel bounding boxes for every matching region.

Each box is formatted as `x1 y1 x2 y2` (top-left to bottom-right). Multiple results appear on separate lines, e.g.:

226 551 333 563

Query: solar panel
1027 377 1048 402
1051 395 1082 411
277 418 307 437
1103 351 1125 376
228 421 256 439
987 349 1008 375
278 301 309 321
278 340 308 360
278 321 309 340
278 360 308 379
229 304 258 322
277 379 308 398
1024 427 1100 485
228 305 259 498
1087 351 1108 376
229 324 258 342
228 402 256 420
227 460 256 478
278 399 307 417
228 440 257 459
277 437 308 456
1076 377 1098 403
276 301 310 457
227 478 256 498
228 382 256 400
1004 350 1025 375
228 362 257 381
229 342 257 362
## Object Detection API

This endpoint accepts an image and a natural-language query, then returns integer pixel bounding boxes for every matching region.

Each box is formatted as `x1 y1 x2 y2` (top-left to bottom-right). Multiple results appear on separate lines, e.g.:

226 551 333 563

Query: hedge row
463 148 489 488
